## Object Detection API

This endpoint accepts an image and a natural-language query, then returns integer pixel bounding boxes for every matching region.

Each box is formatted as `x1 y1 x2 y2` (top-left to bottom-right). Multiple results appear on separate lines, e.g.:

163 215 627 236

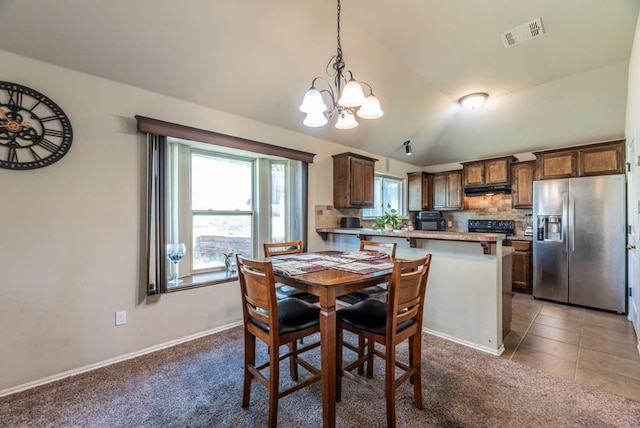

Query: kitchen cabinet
433 170 463 210
332 152 378 208
407 172 433 211
508 239 532 294
534 140 625 180
511 161 535 208
462 156 517 187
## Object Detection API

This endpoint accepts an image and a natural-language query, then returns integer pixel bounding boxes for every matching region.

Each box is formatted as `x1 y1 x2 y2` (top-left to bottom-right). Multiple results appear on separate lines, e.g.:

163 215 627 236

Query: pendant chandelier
299 0 383 129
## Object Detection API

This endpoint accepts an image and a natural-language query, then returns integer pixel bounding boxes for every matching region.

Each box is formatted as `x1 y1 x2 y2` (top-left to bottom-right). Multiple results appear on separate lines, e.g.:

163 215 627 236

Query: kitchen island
316 228 513 355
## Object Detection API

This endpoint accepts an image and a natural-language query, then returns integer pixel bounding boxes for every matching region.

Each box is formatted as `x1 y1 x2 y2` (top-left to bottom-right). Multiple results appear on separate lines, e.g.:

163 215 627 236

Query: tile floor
502 293 640 401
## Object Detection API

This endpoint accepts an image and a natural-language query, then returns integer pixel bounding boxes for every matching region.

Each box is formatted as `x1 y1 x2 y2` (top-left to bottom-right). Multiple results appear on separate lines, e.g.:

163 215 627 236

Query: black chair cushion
251 298 320 334
275 284 315 301
337 299 413 335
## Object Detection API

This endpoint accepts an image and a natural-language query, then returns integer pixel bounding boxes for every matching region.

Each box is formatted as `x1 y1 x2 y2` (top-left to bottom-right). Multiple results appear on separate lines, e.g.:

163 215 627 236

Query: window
137 115 314 294
362 175 404 218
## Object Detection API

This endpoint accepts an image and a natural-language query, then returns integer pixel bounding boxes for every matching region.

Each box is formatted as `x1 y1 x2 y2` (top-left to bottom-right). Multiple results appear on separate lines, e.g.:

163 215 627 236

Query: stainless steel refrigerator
533 175 626 313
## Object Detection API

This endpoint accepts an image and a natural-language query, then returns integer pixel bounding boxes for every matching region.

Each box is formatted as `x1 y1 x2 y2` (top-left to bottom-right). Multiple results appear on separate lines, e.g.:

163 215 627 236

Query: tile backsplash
315 195 533 236
444 195 532 235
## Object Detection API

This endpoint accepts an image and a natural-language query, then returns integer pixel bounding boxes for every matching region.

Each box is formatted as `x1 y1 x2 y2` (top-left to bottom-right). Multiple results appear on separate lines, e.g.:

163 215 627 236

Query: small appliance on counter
524 213 533 236
415 211 446 231
340 217 361 228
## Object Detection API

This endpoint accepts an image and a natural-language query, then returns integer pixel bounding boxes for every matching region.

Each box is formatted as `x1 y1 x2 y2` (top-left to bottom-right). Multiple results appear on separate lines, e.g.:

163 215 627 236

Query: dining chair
338 240 397 304
336 254 432 428
263 240 318 303
236 255 322 428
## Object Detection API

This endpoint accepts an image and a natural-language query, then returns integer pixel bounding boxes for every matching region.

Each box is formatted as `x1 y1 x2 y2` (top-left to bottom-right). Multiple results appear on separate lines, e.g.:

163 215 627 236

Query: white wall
626 11 640 348
0 49 419 393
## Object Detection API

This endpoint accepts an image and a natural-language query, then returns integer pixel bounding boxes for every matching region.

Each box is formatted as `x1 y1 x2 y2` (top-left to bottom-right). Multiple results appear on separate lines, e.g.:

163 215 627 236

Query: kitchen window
362 174 404 218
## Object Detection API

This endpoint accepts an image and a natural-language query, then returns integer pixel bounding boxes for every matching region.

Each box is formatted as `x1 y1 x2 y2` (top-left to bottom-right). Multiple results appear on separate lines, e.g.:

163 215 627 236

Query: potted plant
371 205 405 231
222 249 237 273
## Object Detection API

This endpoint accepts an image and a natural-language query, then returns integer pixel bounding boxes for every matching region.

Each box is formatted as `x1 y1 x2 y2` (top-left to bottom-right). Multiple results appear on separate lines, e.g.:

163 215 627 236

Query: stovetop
468 219 515 235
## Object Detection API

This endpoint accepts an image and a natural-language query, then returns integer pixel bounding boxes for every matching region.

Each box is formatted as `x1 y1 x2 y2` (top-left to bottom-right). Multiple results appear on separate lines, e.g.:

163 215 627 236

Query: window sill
166 270 238 292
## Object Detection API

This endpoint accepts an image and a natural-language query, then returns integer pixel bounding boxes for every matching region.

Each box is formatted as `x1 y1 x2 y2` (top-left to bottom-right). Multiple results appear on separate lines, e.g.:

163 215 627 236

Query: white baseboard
424 328 505 356
0 321 243 398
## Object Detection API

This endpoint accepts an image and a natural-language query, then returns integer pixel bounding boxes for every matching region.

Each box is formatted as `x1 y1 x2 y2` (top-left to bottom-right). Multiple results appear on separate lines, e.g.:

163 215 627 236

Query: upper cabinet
462 156 517 188
511 161 535 208
407 172 433 212
333 152 378 208
433 170 463 210
534 140 625 180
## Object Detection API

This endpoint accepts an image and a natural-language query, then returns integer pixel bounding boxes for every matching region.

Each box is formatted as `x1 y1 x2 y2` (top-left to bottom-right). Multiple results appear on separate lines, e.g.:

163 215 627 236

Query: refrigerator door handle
568 193 575 252
562 192 569 253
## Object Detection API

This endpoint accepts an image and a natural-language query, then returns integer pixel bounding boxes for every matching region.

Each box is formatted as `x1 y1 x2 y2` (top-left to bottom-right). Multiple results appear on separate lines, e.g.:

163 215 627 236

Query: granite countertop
316 228 506 243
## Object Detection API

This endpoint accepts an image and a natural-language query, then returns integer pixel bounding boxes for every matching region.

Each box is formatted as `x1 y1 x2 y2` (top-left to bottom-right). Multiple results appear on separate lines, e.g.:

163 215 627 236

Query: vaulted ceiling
0 0 638 166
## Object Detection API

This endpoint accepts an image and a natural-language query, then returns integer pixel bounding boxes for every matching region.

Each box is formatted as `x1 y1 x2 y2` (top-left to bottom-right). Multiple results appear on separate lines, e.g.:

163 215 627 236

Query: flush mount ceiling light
459 92 488 110
299 0 383 129
404 140 413 156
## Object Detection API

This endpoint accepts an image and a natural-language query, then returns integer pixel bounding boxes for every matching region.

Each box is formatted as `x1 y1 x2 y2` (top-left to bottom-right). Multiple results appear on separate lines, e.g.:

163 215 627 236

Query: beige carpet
1 326 639 427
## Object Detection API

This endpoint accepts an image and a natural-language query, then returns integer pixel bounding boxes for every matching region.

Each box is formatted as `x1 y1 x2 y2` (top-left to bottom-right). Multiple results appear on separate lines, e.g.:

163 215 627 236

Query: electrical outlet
115 310 126 326
447 221 453 227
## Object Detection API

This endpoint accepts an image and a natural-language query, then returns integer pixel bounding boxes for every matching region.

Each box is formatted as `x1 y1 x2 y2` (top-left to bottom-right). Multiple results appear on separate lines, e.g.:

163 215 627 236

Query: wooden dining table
273 251 393 428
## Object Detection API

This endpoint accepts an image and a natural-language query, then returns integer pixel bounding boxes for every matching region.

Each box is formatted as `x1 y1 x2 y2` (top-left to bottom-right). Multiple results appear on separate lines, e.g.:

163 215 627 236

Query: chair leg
366 340 375 379
268 339 280 428
336 327 344 403
242 333 255 408
357 334 366 375
288 341 299 381
411 334 424 409
385 344 397 428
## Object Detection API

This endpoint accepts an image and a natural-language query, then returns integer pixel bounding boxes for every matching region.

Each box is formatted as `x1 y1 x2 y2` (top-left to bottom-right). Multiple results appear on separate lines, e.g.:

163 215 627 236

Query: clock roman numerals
37 137 62 153
7 90 23 107
8 147 18 163
43 129 66 138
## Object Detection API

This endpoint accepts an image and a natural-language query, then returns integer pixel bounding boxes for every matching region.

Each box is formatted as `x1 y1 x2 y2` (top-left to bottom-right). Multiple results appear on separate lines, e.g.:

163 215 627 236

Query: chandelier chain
334 0 345 76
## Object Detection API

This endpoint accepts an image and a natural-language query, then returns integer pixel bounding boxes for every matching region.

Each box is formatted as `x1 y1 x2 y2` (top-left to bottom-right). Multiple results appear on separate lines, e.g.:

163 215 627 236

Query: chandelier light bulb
338 78 367 108
303 110 329 127
357 95 384 119
335 110 358 129
299 88 328 113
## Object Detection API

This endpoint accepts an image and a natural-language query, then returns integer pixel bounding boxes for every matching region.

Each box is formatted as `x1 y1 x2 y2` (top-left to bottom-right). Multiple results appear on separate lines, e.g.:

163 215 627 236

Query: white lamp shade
459 93 488 109
334 111 358 129
338 79 366 108
303 111 328 127
299 88 328 113
357 95 384 119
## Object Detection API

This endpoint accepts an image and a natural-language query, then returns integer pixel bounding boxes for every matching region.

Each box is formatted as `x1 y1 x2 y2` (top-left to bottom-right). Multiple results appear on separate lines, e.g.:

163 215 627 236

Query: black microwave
415 217 446 231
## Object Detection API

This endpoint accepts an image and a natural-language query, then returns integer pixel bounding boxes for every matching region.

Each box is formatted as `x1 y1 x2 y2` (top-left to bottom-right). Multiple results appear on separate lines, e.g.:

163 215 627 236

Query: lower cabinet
509 239 532 294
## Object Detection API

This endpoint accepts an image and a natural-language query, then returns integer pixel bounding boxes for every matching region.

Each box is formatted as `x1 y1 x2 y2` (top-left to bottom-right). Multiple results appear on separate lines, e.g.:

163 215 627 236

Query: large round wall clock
0 81 73 170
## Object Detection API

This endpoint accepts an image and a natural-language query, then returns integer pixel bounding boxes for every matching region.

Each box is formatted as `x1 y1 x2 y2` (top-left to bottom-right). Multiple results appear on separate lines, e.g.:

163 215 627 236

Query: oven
468 219 514 245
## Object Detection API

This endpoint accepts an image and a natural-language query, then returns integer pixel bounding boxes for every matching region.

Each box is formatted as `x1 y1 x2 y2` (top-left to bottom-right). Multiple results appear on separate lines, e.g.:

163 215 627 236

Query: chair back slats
263 240 303 257
387 254 432 333
359 240 397 258
237 255 278 332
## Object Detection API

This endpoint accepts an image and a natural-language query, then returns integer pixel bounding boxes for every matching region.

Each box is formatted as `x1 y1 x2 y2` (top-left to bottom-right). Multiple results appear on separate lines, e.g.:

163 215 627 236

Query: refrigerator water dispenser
537 215 562 241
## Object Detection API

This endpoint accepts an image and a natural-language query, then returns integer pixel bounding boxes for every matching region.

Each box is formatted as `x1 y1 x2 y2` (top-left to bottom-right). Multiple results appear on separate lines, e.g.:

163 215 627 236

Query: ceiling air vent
501 17 544 48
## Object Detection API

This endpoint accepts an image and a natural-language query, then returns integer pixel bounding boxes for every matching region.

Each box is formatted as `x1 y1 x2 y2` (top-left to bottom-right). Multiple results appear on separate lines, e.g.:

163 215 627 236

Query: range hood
464 184 512 196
